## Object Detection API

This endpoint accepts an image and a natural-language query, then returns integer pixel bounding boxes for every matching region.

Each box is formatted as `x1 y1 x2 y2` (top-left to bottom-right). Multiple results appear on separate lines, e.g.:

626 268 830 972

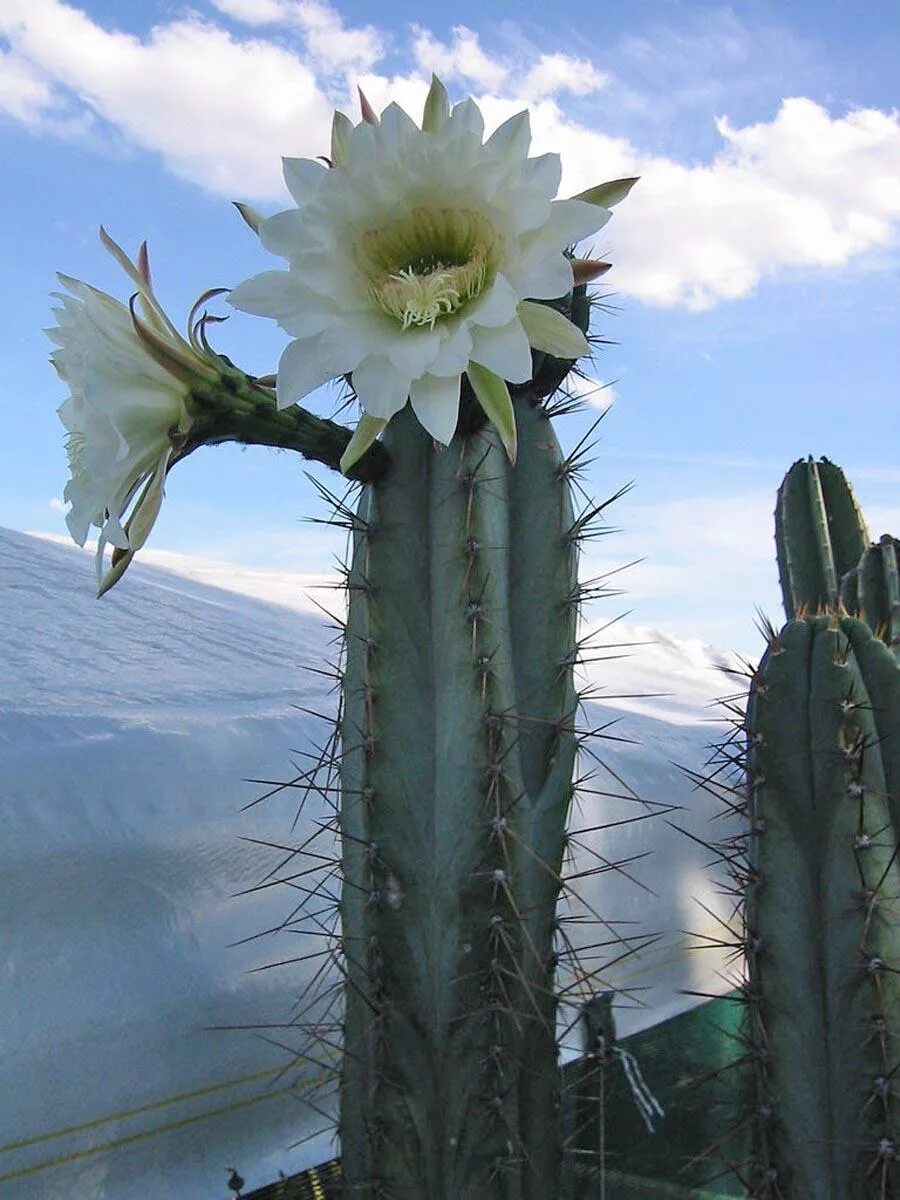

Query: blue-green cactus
775 456 870 621
339 387 582 1197
741 613 900 1198
841 534 900 656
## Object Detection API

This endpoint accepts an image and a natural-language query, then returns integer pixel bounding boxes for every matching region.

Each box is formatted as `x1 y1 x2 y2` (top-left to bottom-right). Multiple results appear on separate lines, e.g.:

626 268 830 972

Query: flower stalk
181 370 391 482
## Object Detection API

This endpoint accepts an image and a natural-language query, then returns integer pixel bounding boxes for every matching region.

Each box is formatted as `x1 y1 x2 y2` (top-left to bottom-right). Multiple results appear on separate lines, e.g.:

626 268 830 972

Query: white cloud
2 3 899 307
292 1 382 73
211 0 383 73
0 0 333 198
412 24 508 92
210 0 287 23
519 53 610 101
567 373 618 410
48 496 66 512
519 95 900 309
0 46 54 123
579 489 783 651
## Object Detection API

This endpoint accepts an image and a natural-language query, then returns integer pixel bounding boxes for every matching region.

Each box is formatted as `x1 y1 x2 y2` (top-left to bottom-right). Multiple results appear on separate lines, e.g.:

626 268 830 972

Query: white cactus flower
229 77 629 472
49 230 219 595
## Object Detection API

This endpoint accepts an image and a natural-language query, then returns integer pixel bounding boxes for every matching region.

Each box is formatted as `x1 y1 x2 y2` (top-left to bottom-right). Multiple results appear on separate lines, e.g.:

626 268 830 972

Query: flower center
357 207 500 331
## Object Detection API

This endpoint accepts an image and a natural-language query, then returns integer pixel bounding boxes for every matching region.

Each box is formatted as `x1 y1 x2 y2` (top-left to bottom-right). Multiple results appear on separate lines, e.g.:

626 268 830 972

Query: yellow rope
1 925 721 1185
0 1067 335 1185
0 1066 281 1155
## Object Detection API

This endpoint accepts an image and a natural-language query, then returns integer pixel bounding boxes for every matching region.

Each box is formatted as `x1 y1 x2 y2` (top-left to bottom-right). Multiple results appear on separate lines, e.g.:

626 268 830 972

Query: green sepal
571 177 639 208
466 362 517 464
331 111 353 166
518 300 590 359
340 413 388 475
422 74 450 133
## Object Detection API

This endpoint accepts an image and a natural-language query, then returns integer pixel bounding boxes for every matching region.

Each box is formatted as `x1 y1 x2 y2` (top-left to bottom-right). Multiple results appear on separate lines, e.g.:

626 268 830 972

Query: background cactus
741 612 900 1198
682 459 900 1199
841 535 900 656
774 456 870 620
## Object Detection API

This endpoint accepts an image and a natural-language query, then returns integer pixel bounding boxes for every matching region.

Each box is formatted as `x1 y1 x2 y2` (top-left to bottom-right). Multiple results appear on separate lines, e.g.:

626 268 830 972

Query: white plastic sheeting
1 527 747 1198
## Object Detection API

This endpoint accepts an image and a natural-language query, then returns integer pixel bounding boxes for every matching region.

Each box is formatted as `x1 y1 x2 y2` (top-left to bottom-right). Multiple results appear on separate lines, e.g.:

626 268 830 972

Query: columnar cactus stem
339 397 579 1198
841 535 900 656
775 456 870 620
743 614 900 1198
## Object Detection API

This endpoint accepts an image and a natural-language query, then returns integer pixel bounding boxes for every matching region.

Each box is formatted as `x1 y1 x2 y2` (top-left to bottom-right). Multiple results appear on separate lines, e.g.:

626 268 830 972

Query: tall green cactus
741 613 900 1198
721 458 900 1198
336 299 611 1196
775 456 870 620
841 535 900 655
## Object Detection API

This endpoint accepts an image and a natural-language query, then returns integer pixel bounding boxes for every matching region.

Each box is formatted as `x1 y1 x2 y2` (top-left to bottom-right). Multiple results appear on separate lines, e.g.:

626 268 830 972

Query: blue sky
2 0 899 654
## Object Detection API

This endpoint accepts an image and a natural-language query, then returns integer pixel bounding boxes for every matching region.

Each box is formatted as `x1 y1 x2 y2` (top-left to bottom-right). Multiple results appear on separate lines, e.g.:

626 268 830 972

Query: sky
2 0 899 655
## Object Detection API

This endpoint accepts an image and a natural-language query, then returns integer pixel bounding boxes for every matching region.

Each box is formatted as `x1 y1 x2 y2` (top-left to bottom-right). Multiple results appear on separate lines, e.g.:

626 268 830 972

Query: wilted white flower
49 230 220 595
230 77 632 472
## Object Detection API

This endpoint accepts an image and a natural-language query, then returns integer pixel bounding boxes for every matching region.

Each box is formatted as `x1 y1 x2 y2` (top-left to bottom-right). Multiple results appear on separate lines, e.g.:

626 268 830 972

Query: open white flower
49 230 219 595
229 77 632 472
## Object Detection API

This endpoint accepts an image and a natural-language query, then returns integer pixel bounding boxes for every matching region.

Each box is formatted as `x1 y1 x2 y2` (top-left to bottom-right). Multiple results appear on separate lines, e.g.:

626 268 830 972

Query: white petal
466 275 518 329
276 337 347 408
228 270 332 337
64 498 93 547
484 111 530 163
468 318 533 385
259 209 321 260
526 198 611 252
447 97 484 141
409 374 461 445
499 185 553 236
351 357 412 421
103 510 130 551
383 327 441 378
428 322 474 377
506 250 573 301
520 152 561 198
377 102 420 147
283 157 327 207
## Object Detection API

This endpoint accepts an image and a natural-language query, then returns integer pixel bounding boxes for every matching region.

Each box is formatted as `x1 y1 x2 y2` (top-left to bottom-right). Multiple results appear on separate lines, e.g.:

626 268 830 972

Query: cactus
841 535 900 655
775 456 870 621
740 613 900 1198
679 460 900 1198
337 325 591 1197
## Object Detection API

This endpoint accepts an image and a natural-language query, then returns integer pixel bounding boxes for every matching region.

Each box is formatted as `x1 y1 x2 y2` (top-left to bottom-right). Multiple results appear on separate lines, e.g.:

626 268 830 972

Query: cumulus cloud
2 1 899 309
567 373 618 410
0 46 55 123
412 24 508 91
211 0 383 72
0 0 333 196
519 52 610 101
